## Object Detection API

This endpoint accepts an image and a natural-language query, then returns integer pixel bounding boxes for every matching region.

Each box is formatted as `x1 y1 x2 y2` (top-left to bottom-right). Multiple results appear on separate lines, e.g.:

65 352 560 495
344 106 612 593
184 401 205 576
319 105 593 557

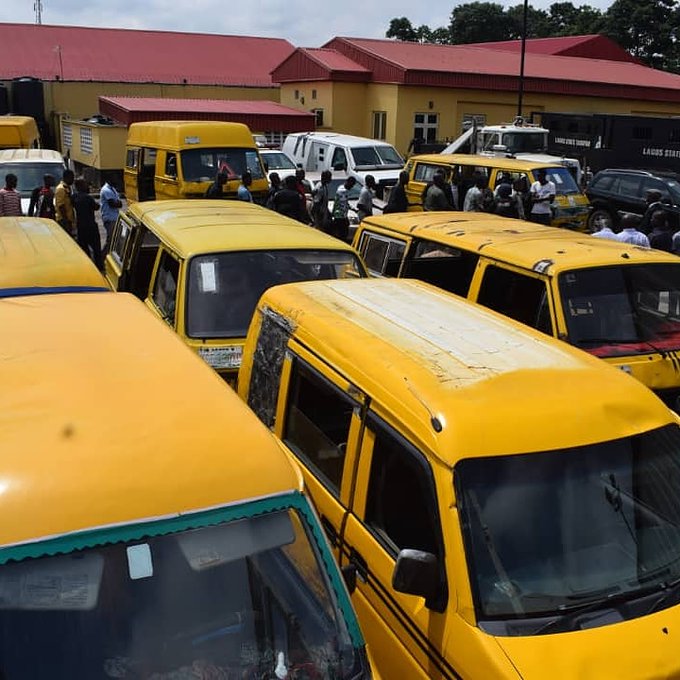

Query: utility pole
34 0 43 24
517 0 528 117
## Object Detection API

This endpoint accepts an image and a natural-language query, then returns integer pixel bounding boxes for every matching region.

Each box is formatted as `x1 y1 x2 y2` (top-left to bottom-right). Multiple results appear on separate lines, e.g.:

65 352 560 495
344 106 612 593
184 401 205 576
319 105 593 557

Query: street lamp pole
517 0 529 118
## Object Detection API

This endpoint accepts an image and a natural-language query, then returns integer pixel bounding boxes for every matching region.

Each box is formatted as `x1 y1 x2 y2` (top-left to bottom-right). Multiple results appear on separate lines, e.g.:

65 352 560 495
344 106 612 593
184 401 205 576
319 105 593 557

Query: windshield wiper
646 576 680 615
534 584 662 635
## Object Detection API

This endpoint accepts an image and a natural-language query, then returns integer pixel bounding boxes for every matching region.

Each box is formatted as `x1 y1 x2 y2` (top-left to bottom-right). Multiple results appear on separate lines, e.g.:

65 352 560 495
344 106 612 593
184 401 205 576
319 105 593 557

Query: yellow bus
124 121 268 203
353 212 680 408
0 290 375 678
104 199 366 383
0 216 108 297
239 277 680 680
405 153 590 231
0 115 40 149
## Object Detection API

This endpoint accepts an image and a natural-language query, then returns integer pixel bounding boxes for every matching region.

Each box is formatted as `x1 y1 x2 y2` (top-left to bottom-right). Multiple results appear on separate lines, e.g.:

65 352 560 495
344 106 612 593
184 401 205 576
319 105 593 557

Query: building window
79 127 93 155
263 131 286 147
633 126 652 140
413 113 439 143
312 89 317 100
294 89 300 100
312 109 324 127
372 111 387 140
62 123 72 149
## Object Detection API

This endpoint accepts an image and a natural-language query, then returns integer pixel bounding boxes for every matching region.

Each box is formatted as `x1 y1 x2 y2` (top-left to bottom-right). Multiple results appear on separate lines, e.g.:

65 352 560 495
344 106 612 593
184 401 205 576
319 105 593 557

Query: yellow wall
279 81 333 128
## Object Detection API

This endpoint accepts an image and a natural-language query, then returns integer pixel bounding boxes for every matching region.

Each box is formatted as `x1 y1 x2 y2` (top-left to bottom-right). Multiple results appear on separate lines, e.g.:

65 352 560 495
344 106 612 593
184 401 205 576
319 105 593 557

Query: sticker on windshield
198 345 242 369
199 261 218 293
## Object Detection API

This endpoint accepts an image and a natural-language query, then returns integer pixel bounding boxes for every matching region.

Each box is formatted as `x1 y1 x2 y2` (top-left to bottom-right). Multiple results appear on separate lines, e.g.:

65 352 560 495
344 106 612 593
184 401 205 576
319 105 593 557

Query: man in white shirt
616 213 650 247
529 169 556 225
592 224 618 241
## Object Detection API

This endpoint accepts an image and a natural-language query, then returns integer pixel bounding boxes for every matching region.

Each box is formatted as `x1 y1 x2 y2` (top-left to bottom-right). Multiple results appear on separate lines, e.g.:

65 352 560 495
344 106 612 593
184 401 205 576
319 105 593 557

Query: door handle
349 547 368 583
320 516 339 548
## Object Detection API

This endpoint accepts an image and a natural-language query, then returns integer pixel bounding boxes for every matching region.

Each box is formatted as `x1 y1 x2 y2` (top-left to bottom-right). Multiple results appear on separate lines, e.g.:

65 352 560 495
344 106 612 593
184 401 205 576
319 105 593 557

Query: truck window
364 416 441 559
359 232 406 276
403 240 479 297
284 360 355 496
477 265 553 334
127 228 160 300
331 147 347 171
151 251 179 325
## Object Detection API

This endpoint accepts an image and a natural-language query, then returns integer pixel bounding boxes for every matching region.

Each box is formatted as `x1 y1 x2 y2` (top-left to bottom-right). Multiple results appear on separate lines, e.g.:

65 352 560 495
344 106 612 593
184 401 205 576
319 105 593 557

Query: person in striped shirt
0 174 22 216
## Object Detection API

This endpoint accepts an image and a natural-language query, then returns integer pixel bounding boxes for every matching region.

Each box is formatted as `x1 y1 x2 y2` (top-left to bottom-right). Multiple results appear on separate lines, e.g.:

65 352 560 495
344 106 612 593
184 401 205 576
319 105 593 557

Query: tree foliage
385 0 680 72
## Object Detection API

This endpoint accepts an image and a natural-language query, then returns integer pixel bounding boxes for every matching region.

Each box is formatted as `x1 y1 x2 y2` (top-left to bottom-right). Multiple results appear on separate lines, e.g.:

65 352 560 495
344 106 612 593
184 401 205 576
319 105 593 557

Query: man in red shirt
0 174 22 216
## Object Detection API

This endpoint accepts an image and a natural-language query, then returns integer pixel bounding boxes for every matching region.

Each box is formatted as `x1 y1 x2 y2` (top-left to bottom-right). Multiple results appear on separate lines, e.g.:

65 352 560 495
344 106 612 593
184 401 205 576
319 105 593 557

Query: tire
588 207 614 233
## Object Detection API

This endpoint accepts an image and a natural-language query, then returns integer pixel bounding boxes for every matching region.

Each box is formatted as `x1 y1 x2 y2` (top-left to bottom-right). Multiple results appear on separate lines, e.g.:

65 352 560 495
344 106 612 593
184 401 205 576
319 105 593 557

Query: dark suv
585 168 680 230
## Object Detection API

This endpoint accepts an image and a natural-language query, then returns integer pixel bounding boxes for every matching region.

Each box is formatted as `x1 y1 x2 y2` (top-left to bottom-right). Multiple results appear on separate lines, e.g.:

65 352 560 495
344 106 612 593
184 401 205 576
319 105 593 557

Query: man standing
0 174 22 216
28 174 56 219
72 178 103 270
331 176 357 241
529 169 556 225
383 170 409 214
356 175 376 222
205 171 228 199
99 179 122 251
592 222 618 241
311 170 332 231
237 172 253 202
463 174 486 212
55 170 76 236
425 172 452 211
616 213 650 247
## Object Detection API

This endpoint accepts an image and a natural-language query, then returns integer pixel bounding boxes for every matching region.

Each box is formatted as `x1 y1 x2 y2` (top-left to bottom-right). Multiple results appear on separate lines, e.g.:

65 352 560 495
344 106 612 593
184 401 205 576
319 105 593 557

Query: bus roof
0 115 39 148
127 120 255 150
358 212 679 273
0 217 109 293
0 148 64 164
408 153 563 171
257 278 673 464
126 200 361 259
0 292 301 549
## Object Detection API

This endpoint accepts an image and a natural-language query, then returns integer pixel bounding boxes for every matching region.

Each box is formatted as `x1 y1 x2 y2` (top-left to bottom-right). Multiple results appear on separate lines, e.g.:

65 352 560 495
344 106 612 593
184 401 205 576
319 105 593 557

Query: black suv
585 168 680 230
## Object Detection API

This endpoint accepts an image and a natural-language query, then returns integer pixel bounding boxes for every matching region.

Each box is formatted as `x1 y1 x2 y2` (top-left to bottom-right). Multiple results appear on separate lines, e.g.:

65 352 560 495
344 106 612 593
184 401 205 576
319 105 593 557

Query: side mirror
392 549 440 604
491 144 508 153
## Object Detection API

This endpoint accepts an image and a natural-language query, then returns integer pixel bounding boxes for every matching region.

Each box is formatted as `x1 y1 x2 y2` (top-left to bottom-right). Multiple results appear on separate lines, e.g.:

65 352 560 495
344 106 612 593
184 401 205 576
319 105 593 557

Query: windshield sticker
568 299 595 317
127 544 153 580
199 261 218 293
198 345 242 370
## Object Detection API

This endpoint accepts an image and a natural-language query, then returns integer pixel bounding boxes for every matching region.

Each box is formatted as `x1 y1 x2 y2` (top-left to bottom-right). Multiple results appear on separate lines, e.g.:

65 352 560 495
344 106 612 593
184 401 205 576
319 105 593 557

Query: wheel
588 208 614 233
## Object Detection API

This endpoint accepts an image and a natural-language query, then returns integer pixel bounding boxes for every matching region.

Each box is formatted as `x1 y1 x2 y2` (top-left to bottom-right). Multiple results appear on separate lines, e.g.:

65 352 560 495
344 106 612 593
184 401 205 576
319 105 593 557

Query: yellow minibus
0 216 108 297
104 199 366 383
124 121 268 203
353 212 680 408
0 290 375 678
405 153 590 231
239 277 680 680
0 115 40 149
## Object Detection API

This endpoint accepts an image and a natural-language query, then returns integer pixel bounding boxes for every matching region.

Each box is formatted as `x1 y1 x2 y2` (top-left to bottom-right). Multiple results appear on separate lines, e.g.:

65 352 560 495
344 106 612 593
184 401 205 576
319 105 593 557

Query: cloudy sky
3 0 612 47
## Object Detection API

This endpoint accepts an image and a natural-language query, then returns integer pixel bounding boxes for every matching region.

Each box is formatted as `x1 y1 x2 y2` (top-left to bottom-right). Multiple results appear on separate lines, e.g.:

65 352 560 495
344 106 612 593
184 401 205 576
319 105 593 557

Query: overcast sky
4 0 613 48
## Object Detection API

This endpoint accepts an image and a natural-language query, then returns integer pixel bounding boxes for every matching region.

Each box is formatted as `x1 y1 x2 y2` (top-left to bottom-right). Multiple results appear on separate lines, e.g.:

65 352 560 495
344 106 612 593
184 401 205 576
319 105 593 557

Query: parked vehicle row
5 200 680 678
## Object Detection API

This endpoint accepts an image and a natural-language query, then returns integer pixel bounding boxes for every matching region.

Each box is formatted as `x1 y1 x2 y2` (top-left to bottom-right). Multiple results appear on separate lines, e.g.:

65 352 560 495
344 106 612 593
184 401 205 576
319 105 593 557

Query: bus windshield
543 167 580 195
0 509 361 678
455 424 680 636
350 145 403 169
0 162 66 197
186 250 364 338
558 263 680 357
180 147 265 182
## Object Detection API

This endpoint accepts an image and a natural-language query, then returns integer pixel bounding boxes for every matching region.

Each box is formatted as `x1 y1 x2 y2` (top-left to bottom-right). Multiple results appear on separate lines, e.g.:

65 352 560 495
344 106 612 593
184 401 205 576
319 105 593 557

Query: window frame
150 249 181 327
358 231 408 276
372 111 387 141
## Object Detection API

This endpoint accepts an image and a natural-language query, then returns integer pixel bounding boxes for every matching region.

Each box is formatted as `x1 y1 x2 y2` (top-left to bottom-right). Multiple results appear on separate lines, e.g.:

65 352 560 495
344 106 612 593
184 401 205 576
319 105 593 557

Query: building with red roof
273 35 680 155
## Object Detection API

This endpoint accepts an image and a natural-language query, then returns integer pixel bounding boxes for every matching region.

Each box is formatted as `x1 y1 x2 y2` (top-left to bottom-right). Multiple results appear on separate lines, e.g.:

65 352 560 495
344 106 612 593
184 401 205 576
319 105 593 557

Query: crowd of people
0 170 121 271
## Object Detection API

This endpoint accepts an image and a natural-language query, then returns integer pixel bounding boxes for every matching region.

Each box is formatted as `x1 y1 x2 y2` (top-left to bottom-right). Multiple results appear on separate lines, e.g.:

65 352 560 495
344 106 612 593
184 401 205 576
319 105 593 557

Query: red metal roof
313 36 680 102
0 23 294 86
98 97 315 132
272 48 370 83
471 35 640 63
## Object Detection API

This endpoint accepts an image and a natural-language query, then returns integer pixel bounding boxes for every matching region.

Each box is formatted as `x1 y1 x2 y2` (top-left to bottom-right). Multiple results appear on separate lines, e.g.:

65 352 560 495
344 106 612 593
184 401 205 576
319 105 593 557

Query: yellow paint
104 199 364 381
405 153 590 230
353 212 680 399
124 121 268 203
0 216 109 292
239 277 679 680
0 116 40 149
60 118 128 170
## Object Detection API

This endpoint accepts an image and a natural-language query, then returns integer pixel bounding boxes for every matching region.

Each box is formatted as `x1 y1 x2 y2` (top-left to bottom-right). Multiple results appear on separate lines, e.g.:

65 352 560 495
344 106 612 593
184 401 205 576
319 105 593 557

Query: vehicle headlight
198 345 243 370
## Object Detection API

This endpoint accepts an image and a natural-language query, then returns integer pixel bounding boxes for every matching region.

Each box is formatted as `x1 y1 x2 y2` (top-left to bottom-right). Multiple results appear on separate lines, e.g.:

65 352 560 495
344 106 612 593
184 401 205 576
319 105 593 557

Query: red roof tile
320 36 680 101
301 48 371 73
0 23 294 86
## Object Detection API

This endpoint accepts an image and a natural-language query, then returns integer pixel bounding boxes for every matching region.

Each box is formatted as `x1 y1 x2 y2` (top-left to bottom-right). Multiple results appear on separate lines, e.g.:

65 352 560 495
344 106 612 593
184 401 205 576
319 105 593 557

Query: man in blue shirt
237 172 253 202
99 180 122 253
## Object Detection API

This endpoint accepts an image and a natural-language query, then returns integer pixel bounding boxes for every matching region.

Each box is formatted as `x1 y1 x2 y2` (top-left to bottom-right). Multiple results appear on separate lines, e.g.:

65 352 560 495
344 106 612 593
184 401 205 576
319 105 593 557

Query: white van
0 149 67 214
282 132 404 198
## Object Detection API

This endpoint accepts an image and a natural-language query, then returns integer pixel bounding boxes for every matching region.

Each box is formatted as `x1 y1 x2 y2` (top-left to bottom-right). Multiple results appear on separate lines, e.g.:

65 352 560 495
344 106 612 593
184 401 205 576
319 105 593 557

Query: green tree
547 2 606 35
506 4 552 39
604 0 679 70
386 17 419 42
449 2 514 44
